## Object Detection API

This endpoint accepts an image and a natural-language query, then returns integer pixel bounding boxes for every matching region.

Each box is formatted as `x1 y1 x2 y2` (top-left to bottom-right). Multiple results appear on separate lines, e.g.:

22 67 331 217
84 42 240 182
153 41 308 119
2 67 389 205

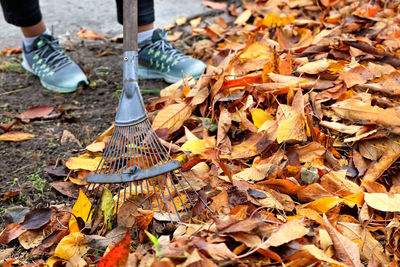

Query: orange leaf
257 179 303 196
1 48 22 56
98 231 130 267
76 28 105 40
220 73 262 91
0 131 34 142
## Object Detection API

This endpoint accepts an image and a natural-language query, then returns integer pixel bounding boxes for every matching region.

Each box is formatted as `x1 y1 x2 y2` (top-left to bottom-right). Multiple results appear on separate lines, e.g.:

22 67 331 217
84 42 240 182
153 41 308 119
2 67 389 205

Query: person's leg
115 0 206 83
0 0 88 93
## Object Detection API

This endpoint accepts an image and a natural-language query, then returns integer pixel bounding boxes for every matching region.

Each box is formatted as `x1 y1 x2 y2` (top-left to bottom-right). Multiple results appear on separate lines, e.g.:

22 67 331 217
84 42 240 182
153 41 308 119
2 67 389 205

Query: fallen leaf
341 65 373 87
16 105 56 122
76 27 105 40
20 208 53 230
297 59 330 74
305 197 343 214
152 103 193 133
54 232 89 260
332 97 400 127
86 141 105 152
364 193 400 212
166 31 183 42
0 131 34 142
50 181 79 198
69 190 92 233
1 48 22 56
65 153 102 171
190 17 201 28
261 219 309 248
323 214 362 267
175 16 187 26
98 231 130 267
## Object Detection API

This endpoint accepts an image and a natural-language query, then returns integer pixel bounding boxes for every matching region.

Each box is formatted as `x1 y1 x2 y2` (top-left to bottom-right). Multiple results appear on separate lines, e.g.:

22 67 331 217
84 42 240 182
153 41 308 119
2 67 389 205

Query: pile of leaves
3 0 400 265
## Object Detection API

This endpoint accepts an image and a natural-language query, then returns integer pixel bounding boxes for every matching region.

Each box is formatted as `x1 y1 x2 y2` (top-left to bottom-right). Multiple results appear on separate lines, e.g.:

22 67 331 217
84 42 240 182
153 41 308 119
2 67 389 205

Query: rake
84 0 211 233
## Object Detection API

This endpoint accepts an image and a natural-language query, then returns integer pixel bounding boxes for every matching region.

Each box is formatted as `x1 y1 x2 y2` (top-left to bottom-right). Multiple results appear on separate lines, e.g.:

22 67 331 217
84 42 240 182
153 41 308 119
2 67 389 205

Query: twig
0 86 31 96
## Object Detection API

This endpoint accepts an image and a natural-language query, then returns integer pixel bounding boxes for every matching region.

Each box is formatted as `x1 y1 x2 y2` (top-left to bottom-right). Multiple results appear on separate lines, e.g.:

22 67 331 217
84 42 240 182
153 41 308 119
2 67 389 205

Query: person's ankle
138 29 154 49
23 28 51 52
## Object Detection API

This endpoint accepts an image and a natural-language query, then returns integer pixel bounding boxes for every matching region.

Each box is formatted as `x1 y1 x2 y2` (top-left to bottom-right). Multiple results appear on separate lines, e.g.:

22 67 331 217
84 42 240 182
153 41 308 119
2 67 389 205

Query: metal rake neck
114 51 148 126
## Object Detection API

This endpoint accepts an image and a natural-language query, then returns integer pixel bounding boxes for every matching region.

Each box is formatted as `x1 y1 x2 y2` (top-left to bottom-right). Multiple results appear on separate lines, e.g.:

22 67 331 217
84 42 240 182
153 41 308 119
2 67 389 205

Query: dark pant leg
0 0 42 27
116 0 155 26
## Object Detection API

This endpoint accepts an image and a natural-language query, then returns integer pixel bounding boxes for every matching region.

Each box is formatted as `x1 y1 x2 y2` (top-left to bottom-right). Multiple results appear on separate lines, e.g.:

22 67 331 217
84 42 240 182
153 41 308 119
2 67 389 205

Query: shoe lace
148 36 187 62
34 38 71 71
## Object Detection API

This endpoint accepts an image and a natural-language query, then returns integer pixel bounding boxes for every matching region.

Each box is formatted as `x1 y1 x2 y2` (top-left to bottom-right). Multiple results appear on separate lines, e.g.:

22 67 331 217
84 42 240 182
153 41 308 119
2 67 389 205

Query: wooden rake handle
123 0 138 52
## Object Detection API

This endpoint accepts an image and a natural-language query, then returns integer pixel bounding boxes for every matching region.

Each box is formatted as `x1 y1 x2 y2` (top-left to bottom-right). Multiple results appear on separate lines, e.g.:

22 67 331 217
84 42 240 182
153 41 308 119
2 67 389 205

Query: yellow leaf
152 103 192 133
251 108 270 128
46 256 63 267
364 193 400 212
277 112 307 144
54 232 89 260
343 193 364 208
305 197 343 214
180 139 214 154
239 42 270 62
86 142 105 153
190 17 201 28
175 16 187 26
69 190 92 233
0 131 34 142
65 153 102 171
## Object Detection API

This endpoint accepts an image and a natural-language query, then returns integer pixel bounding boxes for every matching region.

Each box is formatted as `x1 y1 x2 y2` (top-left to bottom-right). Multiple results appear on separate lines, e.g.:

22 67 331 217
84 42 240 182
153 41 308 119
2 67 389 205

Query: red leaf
16 106 56 122
98 230 131 267
0 223 27 244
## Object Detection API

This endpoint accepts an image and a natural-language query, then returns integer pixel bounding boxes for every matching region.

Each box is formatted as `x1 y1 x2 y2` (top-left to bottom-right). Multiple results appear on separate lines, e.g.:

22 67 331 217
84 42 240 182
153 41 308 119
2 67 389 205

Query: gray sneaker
22 34 88 93
138 29 206 83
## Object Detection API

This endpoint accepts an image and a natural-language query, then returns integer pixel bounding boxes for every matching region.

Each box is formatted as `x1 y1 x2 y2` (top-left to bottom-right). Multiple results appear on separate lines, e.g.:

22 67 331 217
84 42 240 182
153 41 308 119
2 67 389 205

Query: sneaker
138 29 206 83
22 34 88 93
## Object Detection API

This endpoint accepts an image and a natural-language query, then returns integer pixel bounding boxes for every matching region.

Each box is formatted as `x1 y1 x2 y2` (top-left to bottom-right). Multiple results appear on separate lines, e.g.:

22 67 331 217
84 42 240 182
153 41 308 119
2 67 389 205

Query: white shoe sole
138 66 181 84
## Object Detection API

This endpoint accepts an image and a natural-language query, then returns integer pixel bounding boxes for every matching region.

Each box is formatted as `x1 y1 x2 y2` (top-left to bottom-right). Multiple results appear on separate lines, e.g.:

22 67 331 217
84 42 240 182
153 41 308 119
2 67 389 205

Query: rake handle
123 0 138 52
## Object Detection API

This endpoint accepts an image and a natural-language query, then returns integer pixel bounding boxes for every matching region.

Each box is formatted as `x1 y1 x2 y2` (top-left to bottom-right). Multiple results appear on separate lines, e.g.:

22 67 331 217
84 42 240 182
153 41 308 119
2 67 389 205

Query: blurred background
0 0 209 49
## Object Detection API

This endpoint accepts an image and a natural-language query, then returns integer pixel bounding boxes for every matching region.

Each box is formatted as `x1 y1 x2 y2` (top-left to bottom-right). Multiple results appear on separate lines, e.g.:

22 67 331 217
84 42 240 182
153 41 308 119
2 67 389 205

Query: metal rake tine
137 122 161 211
161 173 183 221
155 175 174 221
179 169 212 212
167 172 191 216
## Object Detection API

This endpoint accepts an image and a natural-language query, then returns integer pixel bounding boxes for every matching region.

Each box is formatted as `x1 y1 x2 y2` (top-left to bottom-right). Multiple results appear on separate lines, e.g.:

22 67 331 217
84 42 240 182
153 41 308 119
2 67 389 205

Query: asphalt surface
0 0 208 49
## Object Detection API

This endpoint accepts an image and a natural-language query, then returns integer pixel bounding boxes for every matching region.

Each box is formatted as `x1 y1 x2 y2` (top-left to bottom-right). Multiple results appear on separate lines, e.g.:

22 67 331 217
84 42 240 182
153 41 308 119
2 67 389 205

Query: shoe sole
138 66 181 84
22 55 84 93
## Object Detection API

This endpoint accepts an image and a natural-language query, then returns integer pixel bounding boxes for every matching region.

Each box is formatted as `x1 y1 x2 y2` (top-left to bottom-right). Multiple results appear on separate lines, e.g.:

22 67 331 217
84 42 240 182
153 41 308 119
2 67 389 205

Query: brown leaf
293 142 326 163
332 97 400 127
0 223 27 244
261 219 309 248
50 181 79 198
352 150 368 176
341 65 373 87
20 208 53 230
322 214 362 267
152 103 193 133
215 216 261 234
363 138 400 181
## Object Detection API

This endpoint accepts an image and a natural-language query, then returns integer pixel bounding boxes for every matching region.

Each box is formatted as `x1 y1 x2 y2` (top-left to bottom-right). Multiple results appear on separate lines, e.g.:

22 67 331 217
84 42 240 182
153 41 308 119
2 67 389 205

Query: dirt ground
0 39 169 225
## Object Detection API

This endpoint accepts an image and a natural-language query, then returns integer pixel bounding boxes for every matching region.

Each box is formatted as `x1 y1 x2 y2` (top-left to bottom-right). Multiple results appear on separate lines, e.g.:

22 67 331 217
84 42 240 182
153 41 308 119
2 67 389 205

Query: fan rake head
84 119 210 234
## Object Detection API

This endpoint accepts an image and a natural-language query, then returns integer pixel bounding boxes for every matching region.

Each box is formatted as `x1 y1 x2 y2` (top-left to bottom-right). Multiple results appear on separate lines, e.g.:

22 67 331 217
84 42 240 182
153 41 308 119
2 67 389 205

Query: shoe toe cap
49 64 88 92
182 59 206 79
